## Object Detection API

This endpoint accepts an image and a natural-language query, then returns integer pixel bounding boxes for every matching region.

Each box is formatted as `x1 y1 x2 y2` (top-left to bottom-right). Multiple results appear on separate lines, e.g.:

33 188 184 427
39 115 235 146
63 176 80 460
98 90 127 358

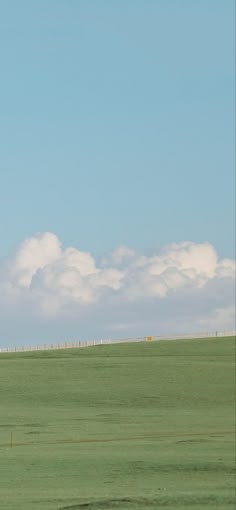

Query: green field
0 337 235 510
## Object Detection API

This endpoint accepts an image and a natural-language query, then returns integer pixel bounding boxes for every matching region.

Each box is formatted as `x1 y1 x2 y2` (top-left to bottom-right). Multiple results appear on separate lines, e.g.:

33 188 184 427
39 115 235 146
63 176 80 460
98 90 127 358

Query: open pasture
0 336 235 510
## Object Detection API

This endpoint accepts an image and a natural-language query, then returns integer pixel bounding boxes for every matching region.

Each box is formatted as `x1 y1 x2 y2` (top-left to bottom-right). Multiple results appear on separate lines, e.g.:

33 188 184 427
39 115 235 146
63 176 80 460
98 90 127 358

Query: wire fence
0 330 235 353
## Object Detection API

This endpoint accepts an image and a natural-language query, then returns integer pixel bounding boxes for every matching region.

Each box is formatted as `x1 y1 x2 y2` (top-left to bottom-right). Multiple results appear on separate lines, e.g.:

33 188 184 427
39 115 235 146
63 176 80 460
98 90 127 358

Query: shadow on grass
60 494 235 509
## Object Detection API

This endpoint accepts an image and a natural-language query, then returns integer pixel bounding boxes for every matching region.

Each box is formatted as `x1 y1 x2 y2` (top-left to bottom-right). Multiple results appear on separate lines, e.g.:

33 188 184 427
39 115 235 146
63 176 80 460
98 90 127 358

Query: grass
0 336 235 510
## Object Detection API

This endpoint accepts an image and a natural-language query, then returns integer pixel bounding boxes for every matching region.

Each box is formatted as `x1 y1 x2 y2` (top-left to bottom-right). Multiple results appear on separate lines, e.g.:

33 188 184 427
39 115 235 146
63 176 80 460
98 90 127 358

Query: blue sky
0 0 235 258
0 1 235 346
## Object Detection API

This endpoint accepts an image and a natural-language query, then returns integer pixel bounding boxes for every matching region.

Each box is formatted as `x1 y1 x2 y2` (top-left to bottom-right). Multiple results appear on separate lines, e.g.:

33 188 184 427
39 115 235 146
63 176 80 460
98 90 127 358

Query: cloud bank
0 233 235 346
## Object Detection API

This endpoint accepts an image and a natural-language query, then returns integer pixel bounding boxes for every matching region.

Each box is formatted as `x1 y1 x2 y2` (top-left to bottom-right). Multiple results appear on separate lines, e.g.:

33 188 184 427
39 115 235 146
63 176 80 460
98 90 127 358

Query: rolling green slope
0 337 235 510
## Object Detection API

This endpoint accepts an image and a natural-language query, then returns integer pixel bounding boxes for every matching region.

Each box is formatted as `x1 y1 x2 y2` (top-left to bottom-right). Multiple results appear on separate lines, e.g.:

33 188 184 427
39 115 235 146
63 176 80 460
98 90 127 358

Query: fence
0 330 235 353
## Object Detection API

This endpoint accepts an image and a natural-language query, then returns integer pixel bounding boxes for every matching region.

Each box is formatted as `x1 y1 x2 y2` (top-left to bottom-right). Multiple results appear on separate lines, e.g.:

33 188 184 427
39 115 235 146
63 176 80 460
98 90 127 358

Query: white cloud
9 232 61 288
0 232 235 345
216 258 236 278
101 245 136 266
120 241 229 300
198 305 236 329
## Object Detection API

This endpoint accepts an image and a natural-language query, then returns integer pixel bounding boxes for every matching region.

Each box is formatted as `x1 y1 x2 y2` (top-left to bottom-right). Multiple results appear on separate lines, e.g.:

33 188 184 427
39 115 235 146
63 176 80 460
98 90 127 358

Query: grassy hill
0 337 235 510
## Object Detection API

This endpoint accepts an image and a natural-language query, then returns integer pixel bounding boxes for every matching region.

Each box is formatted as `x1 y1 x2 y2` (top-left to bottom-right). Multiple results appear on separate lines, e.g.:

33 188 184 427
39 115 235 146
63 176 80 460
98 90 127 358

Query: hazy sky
0 1 235 346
